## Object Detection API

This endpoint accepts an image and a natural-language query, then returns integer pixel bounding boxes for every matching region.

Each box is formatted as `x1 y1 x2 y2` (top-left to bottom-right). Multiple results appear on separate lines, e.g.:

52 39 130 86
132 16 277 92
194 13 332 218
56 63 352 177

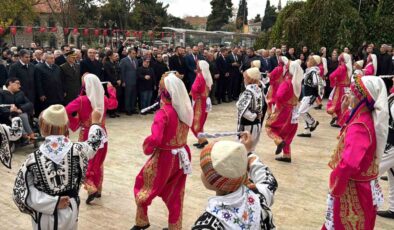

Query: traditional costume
363 54 378 76
191 60 213 149
297 56 320 137
326 53 352 127
266 57 289 115
322 75 388 230
236 68 264 152
377 85 394 219
65 74 118 203
0 117 23 168
193 141 277 229
265 60 303 163
132 73 193 230
13 105 106 230
315 56 328 109
354 60 365 77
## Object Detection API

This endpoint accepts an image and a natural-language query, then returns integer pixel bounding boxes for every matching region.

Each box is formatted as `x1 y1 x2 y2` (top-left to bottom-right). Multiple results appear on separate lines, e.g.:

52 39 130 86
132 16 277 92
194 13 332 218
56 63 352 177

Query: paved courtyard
0 102 392 229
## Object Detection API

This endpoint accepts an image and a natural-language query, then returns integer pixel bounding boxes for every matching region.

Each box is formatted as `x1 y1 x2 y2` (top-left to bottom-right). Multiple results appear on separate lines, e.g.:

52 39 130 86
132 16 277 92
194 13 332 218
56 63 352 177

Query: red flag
83 28 89 36
64 27 69 35
39 26 46 33
51 27 57 32
10 26 17 36
103 29 108 36
73 27 78 35
139 31 143 39
0 27 4 35
25 26 33 34
161 32 164 39
133 31 137 37
125 30 131 37
94 28 100 37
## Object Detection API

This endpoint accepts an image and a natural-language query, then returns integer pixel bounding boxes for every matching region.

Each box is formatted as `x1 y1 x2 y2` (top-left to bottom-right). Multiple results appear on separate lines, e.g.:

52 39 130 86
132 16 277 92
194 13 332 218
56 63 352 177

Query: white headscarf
84 74 105 121
322 57 328 76
368 54 378 75
280 56 289 77
289 60 304 98
342 53 353 80
198 60 213 90
164 73 194 127
361 76 389 162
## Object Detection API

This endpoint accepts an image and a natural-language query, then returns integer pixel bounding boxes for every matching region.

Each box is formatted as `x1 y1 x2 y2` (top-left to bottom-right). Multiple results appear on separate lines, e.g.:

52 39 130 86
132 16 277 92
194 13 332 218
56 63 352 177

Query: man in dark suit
169 46 187 86
269 48 282 70
31 49 43 65
120 48 138 115
8 49 37 108
185 46 204 91
35 53 64 112
377 44 394 93
0 62 8 88
227 47 242 100
216 47 231 103
241 48 260 72
55 45 70 66
60 50 81 105
260 49 272 73
80 48 104 80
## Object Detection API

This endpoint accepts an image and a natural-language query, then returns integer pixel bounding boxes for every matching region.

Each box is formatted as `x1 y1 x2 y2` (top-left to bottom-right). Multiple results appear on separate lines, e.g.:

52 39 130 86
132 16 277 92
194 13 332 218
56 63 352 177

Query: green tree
254 14 262 23
99 0 135 30
261 0 277 31
129 0 169 30
168 15 193 29
0 0 39 28
236 0 248 30
206 0 233 31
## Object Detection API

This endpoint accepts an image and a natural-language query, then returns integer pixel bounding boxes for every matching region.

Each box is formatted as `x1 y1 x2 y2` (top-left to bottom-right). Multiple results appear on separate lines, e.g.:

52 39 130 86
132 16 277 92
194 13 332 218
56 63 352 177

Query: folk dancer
13 105 107 230
65 74 118 204
0 117 23 168
363 53 378 76
191 60 213 149
266 57 289 115
132 73 193 230
326 53 352 128
322 75 388 229
315 55 328 110
377 78 394 219
297 55 321 138
192 132 277 229
265 60 303 163
353 60 365 76
236 67 264 152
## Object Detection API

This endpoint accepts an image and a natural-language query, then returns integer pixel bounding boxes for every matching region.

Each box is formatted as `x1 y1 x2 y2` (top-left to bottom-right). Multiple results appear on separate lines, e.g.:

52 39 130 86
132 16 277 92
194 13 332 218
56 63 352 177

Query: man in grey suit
120 47 138 115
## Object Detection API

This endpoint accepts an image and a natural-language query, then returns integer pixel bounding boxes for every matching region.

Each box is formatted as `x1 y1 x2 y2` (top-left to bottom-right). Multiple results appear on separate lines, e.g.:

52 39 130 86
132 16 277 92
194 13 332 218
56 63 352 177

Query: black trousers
218 75 231 100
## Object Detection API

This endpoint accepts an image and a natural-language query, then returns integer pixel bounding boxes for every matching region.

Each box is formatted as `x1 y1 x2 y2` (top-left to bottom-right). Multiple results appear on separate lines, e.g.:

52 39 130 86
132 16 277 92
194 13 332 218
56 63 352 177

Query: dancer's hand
240 131 253 153
341 94 350 112
91 110 102 124
57 196 70 209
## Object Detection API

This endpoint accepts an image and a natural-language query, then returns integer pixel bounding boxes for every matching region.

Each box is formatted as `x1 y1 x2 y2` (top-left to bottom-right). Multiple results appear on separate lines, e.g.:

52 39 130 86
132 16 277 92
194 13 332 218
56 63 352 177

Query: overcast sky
159 0 288 19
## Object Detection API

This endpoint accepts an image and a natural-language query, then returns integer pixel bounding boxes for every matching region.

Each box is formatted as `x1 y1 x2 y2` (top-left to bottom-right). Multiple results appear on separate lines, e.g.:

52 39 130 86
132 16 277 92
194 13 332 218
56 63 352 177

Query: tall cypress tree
236 0 248 30
261 0 277 31
206 0 233 31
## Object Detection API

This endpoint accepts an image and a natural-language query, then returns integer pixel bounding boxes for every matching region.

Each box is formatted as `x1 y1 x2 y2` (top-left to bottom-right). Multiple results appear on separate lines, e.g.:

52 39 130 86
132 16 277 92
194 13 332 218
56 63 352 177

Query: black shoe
381 176 388 181
193 143 200 147
310 121 320 132
115 113 121 117
314 104 322 110
130 224 150 230
86 192 98 204
196 141 208 149
126 112 133 116
96 193 101 198
217 100 222 104
275 156 291 163
331 123 341 128
109 114 116 118
275 141 285 155
163 228 168 230
377 210 394 219
212 100 218 105
297 133 312 137
330 117 337 126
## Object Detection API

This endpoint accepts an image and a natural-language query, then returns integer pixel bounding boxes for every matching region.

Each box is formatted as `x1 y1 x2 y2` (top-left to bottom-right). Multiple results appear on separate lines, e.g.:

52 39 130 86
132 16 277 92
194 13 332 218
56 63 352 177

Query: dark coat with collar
35 63 64 105
8 61 36 104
